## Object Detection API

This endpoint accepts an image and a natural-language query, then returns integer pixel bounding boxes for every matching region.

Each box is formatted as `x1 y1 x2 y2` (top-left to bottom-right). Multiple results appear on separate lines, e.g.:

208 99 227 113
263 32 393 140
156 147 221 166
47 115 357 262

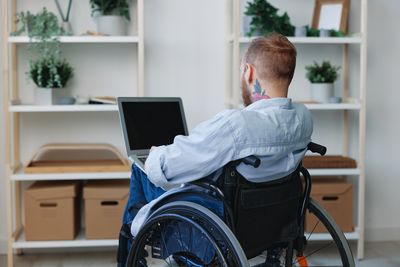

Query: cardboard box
25 181 80 241
305 177 353 233
84 180 129 239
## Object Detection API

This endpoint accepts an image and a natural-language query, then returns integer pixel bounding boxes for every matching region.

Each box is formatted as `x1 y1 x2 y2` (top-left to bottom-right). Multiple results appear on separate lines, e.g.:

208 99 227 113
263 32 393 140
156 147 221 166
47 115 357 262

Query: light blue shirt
145 98 313 191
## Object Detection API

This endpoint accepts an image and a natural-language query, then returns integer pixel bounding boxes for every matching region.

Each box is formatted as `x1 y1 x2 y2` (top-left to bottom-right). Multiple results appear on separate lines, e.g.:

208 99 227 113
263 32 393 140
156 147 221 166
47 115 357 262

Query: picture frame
312 0 350 33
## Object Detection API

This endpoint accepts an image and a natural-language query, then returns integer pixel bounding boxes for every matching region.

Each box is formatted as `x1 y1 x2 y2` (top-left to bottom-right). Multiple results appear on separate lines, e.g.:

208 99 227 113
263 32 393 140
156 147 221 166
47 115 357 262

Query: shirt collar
245 98 292 111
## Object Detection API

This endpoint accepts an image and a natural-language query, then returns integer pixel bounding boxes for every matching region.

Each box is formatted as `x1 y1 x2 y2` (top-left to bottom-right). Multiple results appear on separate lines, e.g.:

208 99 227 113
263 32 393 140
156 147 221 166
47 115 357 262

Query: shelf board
9 104 118 112
308 168 361 176
13 228 359 249
303 103 361 110
11 168 130 181
306 230 360 241
13 229 118 249
8 36 139 44
10 103 360 112
239 36 362 44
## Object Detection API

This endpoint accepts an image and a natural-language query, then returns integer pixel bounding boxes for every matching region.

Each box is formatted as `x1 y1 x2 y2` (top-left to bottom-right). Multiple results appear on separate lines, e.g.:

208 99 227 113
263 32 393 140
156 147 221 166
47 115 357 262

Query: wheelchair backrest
220 163 303 259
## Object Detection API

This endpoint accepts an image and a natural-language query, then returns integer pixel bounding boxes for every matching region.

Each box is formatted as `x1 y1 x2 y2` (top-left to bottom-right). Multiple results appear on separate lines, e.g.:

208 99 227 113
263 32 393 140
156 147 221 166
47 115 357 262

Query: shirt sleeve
145 110 237 190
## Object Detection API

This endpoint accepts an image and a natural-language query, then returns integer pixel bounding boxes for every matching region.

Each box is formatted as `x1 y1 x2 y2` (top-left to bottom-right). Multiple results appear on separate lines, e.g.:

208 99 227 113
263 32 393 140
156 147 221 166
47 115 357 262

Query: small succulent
29 56 74 89
305 61 340 83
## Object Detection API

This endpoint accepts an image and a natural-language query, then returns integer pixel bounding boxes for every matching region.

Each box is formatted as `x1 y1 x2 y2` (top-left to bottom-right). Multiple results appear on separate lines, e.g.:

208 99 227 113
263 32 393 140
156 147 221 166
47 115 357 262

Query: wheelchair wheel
291 198 355 267
126 201 249 267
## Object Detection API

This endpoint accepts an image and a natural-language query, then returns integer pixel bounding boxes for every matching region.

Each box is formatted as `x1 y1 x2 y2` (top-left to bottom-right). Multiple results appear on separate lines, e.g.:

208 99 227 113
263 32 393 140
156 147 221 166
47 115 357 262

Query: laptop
117 97 189 172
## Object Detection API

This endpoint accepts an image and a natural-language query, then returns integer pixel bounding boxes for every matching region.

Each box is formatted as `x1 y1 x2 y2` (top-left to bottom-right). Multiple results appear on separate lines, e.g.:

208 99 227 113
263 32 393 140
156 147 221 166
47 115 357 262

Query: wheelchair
126 143 355 267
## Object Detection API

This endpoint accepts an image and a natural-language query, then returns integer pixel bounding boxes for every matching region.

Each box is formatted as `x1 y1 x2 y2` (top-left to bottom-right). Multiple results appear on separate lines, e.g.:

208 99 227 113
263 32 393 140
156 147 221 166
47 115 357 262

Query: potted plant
90 0 131 36
306 61 340 103
244 0 294 37
29 56 74 105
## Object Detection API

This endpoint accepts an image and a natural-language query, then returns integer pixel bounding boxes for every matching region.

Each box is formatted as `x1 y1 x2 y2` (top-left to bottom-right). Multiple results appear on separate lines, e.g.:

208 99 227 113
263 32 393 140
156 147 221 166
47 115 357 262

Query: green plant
244 0 294 37
11 8 74 88
29 56 73 89
306 61 340 83
306 26 346 37
12 8 66 39
306 26 320 37
90 0 131 21
11 11 35 36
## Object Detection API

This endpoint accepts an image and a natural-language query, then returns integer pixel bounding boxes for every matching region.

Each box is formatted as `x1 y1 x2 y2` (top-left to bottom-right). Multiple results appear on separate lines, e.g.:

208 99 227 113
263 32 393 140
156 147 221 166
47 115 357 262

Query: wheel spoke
159 223 173 267
306 219 321 242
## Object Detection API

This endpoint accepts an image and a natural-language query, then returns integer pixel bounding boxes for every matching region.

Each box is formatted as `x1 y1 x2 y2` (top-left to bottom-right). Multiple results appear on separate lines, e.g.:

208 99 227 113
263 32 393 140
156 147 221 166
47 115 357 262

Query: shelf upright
226 0 368 260
2 0 12 266
357 0 368 259
137 0 145 96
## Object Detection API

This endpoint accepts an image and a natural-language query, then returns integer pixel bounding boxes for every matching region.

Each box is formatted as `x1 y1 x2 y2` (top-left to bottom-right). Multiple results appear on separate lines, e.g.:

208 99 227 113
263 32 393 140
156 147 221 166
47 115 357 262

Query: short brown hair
243 33 297 85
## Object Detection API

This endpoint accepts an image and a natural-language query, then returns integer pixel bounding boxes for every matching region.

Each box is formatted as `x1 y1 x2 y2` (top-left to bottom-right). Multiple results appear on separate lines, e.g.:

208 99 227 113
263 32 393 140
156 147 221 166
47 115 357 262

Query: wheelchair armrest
307 142 327 156
242 155 261 168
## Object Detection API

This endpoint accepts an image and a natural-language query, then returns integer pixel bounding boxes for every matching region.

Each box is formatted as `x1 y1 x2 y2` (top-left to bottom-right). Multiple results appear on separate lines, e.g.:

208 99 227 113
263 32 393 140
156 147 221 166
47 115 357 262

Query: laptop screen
121 100 187 151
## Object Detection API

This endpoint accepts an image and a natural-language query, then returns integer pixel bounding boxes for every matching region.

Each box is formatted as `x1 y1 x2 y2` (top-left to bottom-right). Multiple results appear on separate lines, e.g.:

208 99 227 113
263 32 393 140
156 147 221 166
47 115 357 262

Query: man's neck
258 80 288 98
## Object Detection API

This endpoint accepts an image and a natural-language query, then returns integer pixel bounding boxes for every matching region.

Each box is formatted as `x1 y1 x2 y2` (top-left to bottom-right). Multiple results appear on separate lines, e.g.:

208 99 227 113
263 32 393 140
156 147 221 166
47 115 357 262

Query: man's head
241 33 297 106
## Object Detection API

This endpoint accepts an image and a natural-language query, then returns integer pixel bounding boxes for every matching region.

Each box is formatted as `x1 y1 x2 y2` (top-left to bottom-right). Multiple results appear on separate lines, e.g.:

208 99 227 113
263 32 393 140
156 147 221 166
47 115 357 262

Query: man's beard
241 75 252 107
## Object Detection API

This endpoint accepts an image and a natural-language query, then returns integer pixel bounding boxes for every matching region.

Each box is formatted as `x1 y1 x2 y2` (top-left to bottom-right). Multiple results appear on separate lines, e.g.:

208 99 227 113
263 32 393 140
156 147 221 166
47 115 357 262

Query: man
117 32 313 265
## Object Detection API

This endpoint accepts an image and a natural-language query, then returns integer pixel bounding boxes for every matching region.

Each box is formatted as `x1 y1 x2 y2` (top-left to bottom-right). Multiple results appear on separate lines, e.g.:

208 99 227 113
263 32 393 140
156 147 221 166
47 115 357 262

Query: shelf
13 229 118 249
11 168 130 181
308 168 361 176
10 103 360 112
8 36 139 44
9 104 118 112
13 230 359 249
306 230 360 241
303 103 361 110
239 36 363 44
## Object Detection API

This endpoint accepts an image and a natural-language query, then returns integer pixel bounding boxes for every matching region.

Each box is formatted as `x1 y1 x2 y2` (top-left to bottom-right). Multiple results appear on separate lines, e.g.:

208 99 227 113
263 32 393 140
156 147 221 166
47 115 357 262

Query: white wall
363 0 400 241
1 0 400 254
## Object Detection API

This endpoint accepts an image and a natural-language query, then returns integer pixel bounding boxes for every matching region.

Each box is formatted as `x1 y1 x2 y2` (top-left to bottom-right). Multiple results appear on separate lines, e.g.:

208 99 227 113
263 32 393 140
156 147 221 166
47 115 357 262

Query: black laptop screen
122 101 187 150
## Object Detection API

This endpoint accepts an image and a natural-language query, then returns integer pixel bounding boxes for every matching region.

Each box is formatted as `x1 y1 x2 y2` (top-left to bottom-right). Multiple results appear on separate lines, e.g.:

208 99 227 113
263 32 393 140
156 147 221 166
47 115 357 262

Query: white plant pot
310 83 334 103
96 16 127 36
35 88 66 105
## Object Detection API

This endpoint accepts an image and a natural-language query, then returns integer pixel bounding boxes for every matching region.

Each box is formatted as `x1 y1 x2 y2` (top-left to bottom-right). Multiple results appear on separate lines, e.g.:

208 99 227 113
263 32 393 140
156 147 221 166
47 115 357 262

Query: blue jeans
118 164 166 266
122 164 166 225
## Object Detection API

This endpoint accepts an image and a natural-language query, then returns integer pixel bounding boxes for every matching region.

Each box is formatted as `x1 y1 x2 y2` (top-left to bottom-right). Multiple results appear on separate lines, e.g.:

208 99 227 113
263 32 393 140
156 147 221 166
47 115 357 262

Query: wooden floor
1 241 400 266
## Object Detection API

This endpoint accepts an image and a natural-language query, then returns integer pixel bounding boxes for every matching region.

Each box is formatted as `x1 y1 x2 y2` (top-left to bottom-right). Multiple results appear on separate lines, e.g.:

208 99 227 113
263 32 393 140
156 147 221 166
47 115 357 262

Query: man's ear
245 63 255 85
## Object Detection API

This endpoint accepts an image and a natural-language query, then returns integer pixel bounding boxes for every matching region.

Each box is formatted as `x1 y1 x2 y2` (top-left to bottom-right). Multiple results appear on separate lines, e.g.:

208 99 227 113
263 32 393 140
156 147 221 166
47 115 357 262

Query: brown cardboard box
306 177 353 233
25 181 80 241
84 180 129 239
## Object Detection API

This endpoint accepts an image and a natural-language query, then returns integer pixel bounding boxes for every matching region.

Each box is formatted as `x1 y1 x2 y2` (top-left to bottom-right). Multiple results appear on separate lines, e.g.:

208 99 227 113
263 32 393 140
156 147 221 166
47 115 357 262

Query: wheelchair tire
126 201 249 267
298 198 355 267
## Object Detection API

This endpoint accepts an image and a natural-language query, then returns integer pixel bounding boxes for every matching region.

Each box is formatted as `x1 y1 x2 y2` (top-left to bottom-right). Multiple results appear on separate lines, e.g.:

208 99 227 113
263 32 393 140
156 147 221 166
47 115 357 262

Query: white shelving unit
2 1 144 266
226 0 367 260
